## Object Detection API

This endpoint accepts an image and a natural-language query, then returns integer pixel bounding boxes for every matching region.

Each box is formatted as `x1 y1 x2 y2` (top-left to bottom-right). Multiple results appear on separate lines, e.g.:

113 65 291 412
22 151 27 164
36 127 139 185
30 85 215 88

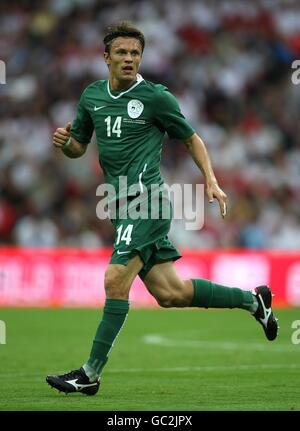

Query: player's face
104 37 142 83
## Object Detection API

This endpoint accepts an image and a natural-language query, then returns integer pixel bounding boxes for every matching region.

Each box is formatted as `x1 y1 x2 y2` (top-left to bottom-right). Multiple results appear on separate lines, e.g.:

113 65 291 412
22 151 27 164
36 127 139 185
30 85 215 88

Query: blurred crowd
1 0 300 249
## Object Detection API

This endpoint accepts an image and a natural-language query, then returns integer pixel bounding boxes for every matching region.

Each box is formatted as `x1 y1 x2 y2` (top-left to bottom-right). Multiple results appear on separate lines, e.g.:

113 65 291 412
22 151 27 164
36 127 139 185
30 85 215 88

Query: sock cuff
104 298 129 314
191 278 200 307
191 278 213 308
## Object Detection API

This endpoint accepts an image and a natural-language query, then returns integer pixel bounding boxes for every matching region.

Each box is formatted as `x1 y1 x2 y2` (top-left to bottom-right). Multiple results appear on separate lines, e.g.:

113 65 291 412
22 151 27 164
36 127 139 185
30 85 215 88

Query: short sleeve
154 88 195 140
70 90 94 144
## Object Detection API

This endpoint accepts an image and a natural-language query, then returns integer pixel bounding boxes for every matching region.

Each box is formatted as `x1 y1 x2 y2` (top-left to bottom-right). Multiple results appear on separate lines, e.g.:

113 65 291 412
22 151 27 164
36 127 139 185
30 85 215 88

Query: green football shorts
109 215 182 280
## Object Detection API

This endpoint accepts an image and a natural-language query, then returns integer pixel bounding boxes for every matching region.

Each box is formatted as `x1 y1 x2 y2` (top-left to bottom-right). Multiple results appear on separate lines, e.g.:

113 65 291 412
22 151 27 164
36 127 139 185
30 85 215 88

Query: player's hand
53 122 71 148
206 181 228 218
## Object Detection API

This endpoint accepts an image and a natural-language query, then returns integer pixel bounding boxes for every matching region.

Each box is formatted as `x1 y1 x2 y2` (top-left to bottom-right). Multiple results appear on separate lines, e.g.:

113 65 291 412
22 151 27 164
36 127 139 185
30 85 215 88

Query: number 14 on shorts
116 224 133 245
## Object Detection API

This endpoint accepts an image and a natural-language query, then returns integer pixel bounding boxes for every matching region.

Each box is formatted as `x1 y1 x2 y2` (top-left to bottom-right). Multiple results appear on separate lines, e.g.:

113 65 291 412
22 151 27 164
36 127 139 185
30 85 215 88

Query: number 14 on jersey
104 116 122 138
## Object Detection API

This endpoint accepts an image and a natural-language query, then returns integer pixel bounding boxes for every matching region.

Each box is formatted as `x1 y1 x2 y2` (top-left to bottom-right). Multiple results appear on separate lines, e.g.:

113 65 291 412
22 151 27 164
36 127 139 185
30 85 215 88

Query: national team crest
127 99 144 119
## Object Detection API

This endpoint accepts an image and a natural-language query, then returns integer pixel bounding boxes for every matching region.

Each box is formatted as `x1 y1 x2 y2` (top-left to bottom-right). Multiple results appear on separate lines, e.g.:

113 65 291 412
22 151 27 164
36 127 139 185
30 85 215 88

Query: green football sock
83 299 129 379
191 278 257 312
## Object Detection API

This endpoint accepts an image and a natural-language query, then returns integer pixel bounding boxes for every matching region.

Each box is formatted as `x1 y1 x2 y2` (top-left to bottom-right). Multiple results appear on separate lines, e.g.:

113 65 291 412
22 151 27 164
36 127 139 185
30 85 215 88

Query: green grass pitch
0 307 299 411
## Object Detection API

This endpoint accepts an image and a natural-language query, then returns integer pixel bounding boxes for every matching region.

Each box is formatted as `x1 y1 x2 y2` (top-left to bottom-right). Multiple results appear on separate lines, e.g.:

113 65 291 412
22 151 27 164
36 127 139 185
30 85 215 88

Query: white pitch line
0 363 299 379
142 334 299 353
107 363 300 373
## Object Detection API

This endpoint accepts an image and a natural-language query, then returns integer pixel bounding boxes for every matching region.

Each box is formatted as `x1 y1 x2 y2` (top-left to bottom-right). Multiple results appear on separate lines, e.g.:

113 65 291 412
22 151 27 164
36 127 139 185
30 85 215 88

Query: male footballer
46 22 278 396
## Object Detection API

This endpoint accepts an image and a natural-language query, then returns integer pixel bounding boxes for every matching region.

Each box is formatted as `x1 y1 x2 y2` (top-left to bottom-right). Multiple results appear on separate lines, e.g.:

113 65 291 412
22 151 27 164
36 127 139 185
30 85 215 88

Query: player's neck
109 76 137 92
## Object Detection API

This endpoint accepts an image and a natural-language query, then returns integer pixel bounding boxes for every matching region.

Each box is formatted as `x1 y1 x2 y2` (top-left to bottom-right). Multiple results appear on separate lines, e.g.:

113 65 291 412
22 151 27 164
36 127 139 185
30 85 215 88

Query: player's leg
143 261 193 307
46 255 143 394
143 260 255 310
83 255 144 379
143 261 278 340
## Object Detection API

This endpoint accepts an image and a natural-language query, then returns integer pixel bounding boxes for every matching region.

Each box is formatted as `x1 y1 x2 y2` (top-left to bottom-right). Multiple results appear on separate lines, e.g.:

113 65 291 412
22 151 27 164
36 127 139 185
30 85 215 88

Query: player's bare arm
53 122 87 159
184 132 227 218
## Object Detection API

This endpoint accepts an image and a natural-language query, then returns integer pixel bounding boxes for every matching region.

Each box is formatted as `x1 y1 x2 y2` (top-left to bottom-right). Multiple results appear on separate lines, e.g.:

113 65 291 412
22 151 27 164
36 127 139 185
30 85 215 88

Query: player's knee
104 267 127 298
156 293 173 308
156 291 187 308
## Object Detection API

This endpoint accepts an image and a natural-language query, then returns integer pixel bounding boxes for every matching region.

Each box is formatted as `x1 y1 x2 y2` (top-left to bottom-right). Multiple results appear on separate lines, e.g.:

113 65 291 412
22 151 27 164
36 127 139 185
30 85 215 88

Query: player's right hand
53 122 71 148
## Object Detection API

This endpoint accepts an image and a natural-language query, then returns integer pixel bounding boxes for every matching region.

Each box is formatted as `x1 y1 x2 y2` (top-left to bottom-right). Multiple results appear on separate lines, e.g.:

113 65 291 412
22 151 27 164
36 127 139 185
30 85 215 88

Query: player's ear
104 51 110 66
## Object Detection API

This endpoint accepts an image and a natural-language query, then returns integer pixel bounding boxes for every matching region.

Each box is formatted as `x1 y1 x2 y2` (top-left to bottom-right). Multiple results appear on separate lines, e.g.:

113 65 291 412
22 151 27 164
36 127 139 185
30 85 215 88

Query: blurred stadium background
0 0 300 307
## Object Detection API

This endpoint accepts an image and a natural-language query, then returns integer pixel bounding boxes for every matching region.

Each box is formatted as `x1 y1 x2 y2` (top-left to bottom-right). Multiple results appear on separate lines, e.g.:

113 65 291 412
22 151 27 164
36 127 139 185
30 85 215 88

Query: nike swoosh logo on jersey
66 379 98 391
94 105 106 111
117 250 131 255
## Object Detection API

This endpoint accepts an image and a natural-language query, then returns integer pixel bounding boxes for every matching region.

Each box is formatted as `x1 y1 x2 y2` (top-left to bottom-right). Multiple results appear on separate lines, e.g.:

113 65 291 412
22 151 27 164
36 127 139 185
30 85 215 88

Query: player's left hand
206 182 228 218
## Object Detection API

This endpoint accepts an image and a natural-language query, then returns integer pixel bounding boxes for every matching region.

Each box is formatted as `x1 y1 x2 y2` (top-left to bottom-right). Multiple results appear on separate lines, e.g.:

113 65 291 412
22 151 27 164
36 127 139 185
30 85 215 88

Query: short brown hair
103 21 145 53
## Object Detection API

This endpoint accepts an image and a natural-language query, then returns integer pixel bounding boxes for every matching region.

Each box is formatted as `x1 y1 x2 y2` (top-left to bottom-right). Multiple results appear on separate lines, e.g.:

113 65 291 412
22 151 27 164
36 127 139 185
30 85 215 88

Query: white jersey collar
107 74 144 99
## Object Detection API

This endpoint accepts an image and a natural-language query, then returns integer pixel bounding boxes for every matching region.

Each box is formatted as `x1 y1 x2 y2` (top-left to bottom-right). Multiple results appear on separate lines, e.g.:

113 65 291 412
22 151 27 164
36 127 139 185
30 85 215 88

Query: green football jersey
71 74 195 201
